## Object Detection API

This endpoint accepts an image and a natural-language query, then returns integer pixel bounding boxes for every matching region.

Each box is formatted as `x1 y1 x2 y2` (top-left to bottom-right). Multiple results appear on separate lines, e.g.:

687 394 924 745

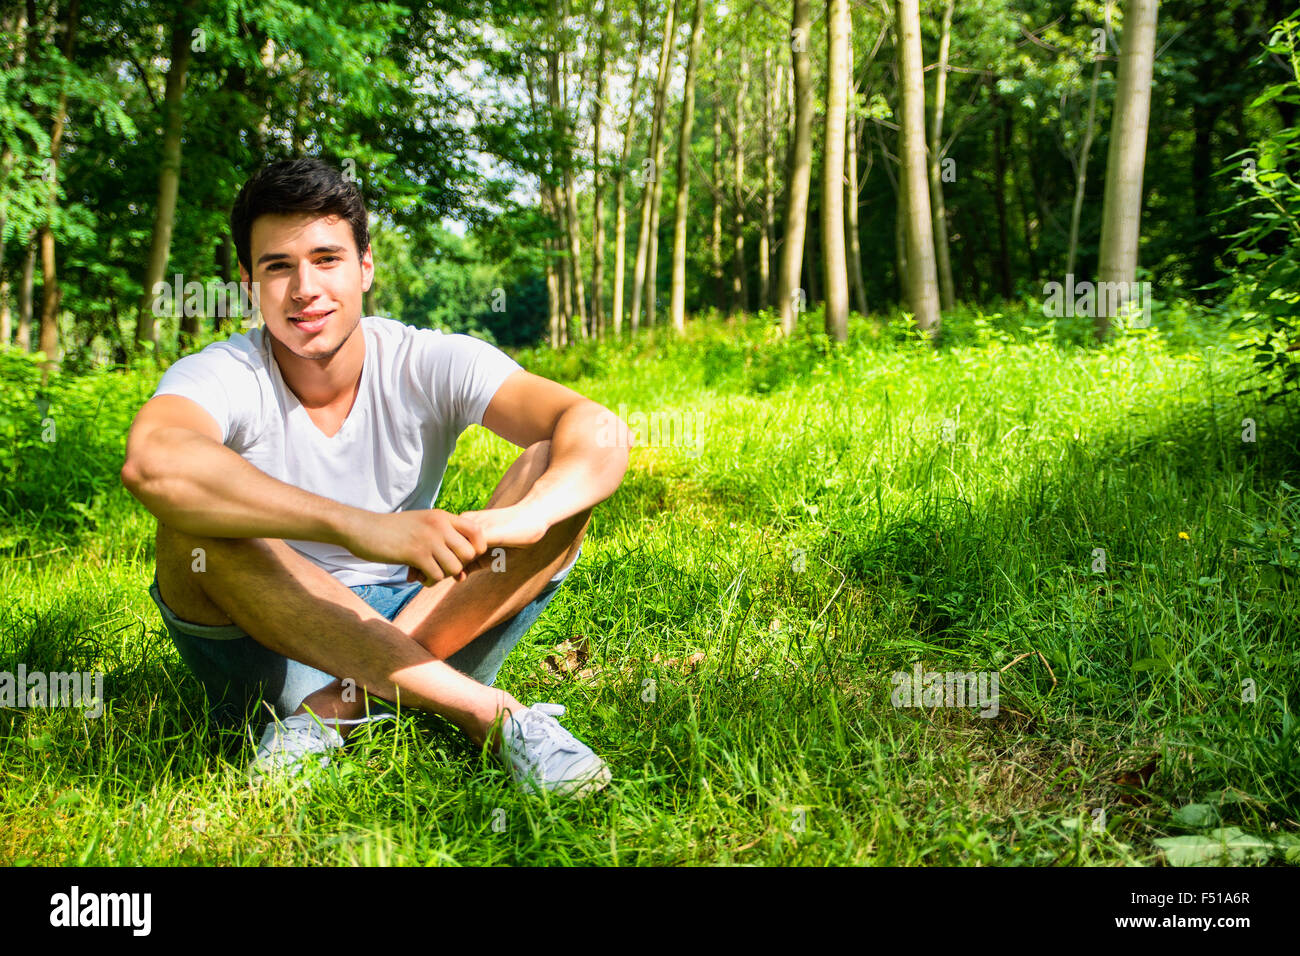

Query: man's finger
446 528 480 566
429 541 463 579
454 514 487 554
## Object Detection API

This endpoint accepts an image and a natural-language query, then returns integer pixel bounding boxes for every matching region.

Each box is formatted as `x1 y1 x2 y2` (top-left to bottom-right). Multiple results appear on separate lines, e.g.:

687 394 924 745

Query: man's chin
271 315 359 360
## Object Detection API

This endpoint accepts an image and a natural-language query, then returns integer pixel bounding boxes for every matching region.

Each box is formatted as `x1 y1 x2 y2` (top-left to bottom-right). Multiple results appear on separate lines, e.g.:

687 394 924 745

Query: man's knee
155 522 277 616
157 520 275 555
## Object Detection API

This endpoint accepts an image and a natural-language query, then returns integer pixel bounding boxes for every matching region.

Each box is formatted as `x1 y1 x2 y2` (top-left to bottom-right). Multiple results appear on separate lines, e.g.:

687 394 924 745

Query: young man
120 157 630 797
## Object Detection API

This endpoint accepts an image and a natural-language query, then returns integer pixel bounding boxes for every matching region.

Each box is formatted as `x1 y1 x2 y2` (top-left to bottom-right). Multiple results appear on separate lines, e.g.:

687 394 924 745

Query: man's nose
291 260 322 299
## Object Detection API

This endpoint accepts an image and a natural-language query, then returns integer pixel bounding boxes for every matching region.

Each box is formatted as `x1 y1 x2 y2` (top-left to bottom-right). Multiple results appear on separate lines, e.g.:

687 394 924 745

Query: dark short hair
230 157 370 273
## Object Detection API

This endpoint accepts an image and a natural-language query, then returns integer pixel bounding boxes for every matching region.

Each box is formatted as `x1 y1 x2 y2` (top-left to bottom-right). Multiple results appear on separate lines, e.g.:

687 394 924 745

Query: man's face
240 212 373 362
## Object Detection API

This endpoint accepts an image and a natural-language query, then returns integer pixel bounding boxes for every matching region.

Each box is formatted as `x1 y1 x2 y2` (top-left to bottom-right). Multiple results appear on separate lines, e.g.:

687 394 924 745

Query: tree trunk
712 45 725 310
778 0 813 334
136 0 195 360
730 58 748 315
760 45 776 310
630 0 679 334
611 0 650 336
846 74 868 318
822 0 850 340
36 0 80 377
558 6 588 340
1066 54 1102 279
590 0 610 337
17 233 35 351
544 47 574 341
896 0 941 336
670 0 705 333
0 6 24 349
0 275 9 347
1096 0 1159 339
529 55 567 346
804 178 821 307
926 0 956 310
214 235 232 332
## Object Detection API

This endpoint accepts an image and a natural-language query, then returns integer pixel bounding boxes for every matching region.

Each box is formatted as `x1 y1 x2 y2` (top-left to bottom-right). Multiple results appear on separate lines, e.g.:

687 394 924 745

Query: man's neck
268 321 366 410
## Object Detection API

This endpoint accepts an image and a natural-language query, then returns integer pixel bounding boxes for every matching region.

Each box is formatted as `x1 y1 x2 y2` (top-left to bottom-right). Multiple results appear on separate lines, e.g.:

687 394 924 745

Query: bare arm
120 395 365 543
470 371 631 547
120 395 485 582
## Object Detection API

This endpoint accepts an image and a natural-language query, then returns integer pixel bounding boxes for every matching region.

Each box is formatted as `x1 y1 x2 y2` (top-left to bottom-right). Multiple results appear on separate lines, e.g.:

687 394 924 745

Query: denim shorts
148 547 579 725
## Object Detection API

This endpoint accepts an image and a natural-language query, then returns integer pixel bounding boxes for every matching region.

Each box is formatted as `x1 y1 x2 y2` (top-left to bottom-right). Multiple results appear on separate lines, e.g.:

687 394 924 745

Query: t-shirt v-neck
273 338 372 444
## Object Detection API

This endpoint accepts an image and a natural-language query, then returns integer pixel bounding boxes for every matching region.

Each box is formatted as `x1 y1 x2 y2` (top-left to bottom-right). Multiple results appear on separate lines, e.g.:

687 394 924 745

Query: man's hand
457 504 549 551
343 509 487 585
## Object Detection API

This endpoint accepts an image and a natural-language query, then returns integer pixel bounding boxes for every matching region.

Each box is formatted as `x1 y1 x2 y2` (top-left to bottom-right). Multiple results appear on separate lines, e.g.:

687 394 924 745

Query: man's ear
238 264 260 319
361 244 375 293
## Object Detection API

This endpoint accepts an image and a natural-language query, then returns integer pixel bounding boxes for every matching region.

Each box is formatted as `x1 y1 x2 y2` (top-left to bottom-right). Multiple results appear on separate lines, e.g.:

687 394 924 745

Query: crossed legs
153 440 590 750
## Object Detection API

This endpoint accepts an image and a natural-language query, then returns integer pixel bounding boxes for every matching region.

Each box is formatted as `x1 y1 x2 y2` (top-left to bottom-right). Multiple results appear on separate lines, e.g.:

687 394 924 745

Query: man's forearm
122 426 364 544
514 401 630 529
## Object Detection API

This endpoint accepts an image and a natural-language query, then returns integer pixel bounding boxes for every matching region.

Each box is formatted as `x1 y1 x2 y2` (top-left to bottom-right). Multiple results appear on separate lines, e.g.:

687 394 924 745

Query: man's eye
266 257 339 271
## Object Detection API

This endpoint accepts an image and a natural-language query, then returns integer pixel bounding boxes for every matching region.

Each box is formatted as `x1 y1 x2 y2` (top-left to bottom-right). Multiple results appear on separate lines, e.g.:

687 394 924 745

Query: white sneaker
248 711 395 783
500 703 611 798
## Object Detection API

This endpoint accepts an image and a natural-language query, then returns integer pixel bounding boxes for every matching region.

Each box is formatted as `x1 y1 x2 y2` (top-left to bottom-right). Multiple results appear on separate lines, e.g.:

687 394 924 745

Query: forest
1 0 1298 871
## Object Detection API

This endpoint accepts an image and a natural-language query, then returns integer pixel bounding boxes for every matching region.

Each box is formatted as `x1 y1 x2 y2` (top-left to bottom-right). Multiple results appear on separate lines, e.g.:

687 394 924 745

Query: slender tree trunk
17 233 35 351
135 1 195 360
529 56 567 346
712 45 725 310
630 0 679 334
0 6 25 349
214 235 232 332
558 8 588 341
846 74 868 317
778 0 813 334
0 275 9 347
804 191 821 306
896 0 941 335
822 0 850 340
0 135 10 345
544 47 573 340
36 0 79 377
730 59 749 315
611 0 650 336
590 0 610 337
1096 0 1159 339
760 45 776 309
1066 51 1102 279
927 0 956 310
670 0 705 333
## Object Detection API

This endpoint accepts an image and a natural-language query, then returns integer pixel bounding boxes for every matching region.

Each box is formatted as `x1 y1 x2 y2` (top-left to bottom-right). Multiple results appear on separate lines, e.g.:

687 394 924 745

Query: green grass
1 303 1297 865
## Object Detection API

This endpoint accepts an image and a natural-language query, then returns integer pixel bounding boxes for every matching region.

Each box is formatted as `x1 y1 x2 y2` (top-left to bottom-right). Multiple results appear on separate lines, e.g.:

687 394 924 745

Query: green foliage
0 350 151 542
1222 13 1300 405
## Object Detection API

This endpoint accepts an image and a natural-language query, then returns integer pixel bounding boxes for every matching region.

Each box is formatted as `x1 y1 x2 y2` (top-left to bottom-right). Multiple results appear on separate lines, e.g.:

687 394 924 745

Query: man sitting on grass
120 157 630 797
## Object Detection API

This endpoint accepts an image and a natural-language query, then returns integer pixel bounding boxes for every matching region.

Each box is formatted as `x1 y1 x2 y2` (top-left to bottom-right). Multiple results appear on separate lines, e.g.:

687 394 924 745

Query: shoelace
509 706 582 770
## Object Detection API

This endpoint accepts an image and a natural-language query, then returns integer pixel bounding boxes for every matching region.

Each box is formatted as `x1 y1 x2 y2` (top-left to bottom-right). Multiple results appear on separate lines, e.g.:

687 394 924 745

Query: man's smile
288 309 334 333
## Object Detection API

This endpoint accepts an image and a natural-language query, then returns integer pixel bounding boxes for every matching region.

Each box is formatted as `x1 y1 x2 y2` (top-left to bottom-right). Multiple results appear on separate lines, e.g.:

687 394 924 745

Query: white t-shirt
151 315 528 586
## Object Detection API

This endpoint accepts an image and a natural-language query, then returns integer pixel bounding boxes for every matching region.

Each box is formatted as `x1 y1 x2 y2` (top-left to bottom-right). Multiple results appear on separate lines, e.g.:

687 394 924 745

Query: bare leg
293 439 590 745
154 440 589 750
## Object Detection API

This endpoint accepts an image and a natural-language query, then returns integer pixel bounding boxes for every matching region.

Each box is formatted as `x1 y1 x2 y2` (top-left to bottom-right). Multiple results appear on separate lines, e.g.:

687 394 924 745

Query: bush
0 350 153 538
1222 12 1300 405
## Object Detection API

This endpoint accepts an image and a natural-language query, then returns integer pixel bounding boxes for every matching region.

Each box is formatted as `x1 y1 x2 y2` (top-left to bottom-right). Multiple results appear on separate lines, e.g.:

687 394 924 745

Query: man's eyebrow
255 244 348 266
